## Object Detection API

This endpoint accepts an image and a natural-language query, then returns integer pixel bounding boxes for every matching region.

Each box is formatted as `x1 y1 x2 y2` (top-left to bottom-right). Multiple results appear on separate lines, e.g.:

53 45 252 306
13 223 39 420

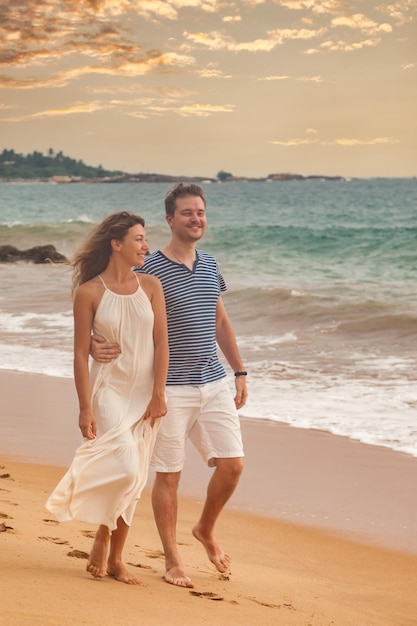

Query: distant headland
0 149 346 183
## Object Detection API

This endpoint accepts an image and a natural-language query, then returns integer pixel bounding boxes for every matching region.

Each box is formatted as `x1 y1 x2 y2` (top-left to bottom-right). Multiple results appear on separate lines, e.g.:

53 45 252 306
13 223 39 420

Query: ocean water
1 179 417 457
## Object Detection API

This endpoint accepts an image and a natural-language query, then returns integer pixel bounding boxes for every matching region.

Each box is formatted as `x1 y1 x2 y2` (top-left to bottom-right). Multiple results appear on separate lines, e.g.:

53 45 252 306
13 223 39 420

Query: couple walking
46 183 248 589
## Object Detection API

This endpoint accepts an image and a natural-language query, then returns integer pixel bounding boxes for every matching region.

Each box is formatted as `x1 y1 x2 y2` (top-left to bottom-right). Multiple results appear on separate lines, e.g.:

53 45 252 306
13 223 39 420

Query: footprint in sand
42 518 59 526
127 562 157 572
190 591 225 602
39 536 70 545
197 565 231 581
0 512 13 519
143 549 165 560
68 549 89 559
244 595 294 610
0 522 13 533
81 530 96 538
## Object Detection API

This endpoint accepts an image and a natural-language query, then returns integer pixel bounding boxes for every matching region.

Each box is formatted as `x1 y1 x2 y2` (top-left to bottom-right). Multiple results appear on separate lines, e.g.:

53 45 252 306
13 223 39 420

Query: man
92 183 247 588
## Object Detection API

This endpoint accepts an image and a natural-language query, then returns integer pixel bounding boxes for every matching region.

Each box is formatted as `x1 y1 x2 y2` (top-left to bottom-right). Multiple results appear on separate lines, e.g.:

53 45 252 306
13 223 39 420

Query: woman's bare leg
86 525 110 578
107 516 140 585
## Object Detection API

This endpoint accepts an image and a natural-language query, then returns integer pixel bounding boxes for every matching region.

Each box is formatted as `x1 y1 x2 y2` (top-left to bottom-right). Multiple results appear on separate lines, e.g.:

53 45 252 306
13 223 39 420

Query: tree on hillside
0 149 123 180
217 169 233 181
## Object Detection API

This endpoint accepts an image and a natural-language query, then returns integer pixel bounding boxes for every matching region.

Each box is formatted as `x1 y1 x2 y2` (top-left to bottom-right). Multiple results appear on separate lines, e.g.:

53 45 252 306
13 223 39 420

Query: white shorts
151 379 244 472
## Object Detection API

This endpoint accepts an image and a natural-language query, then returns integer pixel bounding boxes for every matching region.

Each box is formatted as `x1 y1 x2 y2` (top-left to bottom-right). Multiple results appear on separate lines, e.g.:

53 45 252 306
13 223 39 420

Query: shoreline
1 369 416 556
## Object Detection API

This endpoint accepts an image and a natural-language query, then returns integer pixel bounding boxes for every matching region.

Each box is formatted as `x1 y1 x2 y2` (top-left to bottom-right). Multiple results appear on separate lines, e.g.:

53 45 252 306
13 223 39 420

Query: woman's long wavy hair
71 211 145 295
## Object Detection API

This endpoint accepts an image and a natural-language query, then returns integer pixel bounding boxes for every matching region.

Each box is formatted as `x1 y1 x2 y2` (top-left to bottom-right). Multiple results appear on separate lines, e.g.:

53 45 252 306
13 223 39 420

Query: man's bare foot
86 528 110 578
192 526 231 573
163 565 194 588
107 561 140 585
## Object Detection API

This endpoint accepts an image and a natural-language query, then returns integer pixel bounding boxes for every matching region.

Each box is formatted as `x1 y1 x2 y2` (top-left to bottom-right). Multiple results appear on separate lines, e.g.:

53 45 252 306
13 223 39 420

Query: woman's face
118 223 149 266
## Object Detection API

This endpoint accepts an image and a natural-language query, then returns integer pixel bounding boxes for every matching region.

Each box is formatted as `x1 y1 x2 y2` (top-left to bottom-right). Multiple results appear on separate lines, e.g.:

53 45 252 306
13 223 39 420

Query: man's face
167 195 207 242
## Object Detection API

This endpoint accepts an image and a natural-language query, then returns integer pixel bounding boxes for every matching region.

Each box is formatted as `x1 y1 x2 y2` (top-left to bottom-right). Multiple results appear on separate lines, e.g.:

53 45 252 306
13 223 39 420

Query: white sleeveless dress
46 274 159 530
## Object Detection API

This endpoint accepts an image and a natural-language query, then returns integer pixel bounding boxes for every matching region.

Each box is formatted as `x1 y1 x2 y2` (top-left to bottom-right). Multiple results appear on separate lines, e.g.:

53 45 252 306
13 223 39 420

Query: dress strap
134 272 140 286
97 274 107 288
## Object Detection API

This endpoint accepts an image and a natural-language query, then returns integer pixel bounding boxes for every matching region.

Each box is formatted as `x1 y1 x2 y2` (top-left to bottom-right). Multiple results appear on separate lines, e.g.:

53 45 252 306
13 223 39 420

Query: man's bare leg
152 471 194 588
192 457 243 573
87 524 110 578
107 516 140 585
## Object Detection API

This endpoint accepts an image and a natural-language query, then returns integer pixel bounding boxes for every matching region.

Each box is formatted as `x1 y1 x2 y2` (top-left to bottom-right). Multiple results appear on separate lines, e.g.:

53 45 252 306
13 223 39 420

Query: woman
46 211 168 585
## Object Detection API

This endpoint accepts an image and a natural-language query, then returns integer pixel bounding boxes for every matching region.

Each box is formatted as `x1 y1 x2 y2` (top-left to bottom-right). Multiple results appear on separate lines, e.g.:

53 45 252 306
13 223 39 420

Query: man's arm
90 334 121 363
215 297 248 410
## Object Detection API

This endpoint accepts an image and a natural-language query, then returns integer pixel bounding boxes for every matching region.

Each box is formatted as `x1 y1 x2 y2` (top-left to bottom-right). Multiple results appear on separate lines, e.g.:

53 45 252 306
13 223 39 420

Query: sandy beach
1 370 417 625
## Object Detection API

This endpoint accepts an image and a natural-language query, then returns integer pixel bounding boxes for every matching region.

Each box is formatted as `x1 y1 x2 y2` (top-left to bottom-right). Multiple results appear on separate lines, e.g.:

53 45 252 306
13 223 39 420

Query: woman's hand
79 408 97 439
142 393 167 428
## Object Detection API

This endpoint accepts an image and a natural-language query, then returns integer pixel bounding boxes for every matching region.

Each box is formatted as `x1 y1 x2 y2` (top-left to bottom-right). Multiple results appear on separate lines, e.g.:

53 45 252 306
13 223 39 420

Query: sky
0 0 416 178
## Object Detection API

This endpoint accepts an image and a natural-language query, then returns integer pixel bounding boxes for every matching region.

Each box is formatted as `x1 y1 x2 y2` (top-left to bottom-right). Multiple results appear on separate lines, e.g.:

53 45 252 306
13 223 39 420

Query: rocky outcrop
0 244 67 264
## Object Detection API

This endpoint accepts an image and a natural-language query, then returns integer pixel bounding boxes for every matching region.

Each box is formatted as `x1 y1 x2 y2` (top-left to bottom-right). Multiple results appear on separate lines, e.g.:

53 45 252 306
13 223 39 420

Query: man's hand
234 376 248 410
90 333 121 363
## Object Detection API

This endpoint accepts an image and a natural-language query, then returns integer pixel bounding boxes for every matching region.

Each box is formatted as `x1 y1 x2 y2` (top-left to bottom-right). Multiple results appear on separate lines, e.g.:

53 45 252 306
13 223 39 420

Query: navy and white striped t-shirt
137 250 227 386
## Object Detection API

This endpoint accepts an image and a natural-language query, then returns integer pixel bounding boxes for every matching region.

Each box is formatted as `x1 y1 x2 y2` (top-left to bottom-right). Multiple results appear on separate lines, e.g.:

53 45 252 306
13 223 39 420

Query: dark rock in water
0 244 67 264
0 245 20 262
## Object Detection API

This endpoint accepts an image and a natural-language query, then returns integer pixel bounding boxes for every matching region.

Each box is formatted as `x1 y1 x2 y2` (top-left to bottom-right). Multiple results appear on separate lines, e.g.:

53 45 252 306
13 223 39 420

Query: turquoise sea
1 179 416 457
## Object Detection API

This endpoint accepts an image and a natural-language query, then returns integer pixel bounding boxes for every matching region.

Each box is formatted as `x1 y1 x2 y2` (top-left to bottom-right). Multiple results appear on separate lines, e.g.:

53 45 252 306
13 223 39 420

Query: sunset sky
0 0 415 178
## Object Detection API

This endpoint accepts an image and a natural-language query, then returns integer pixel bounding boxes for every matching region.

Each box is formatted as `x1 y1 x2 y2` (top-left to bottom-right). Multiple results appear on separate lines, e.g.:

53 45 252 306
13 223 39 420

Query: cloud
307 36 381 53
0 51 196 90
131 0 179 20
331 13 392 35
0 0 194 78
334 137 398 146
176 103 235 116
30 101 111 118
270 135 399 146
184 26 326 52
2 93 235 122
116 0 220 20
376 1 415 25
0 100 113 122
258 74 323 82
258 75 291 80
270 137 315 146
128 102 235 117
298 75 323 82
172 0 219 13
279 0 343 14
196 67 232 78
303 8 394 54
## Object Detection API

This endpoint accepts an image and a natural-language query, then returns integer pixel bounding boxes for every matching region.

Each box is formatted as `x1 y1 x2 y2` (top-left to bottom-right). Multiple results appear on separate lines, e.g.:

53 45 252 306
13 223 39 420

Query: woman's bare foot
107 560 140 585
163 565 194 588
86 527 110 578
192 525 231 573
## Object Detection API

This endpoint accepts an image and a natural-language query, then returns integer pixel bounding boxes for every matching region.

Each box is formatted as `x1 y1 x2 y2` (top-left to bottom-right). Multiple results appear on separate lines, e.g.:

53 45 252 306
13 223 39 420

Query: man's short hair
165 183 206 217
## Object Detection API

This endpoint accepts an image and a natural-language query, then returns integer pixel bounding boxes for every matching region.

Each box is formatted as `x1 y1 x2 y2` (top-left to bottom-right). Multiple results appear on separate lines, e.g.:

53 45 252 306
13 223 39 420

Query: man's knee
154 470 182 491
215 457 244 481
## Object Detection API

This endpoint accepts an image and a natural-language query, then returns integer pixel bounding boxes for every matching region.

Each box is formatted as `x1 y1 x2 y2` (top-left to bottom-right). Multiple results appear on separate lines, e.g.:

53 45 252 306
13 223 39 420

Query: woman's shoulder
74 276 103 298
138 272 164 302
138 272 162 289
